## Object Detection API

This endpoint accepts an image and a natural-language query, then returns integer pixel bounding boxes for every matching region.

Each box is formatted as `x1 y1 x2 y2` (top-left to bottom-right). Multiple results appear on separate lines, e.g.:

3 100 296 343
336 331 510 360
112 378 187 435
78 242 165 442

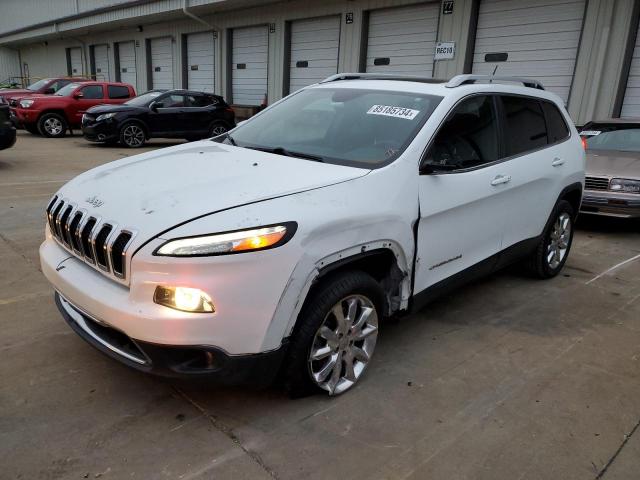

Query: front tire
119 122 146 148
38 113 67 138
209 121 229 138
525 200 574 278
283 271 383 397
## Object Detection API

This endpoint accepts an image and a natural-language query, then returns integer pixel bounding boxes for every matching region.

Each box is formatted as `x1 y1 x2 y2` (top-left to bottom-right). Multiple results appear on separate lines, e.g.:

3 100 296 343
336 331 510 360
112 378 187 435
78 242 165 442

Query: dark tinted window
424 95 499 170
108 85 131 99
541 101 569 143
502 96 547 156
187 94 217 107
158 94 186 108
80 85 104 99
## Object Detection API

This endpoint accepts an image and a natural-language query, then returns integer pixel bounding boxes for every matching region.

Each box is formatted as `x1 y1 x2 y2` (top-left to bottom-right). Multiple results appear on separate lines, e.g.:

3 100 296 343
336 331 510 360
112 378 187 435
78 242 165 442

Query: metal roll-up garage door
472 0 586 104
150 37 174 89
621 22 640 117
365 3 440 76
117 41 137 87
93 45 110 81
288 16 340 94
68 47 84 76
232 26 268 106
186 32 215 93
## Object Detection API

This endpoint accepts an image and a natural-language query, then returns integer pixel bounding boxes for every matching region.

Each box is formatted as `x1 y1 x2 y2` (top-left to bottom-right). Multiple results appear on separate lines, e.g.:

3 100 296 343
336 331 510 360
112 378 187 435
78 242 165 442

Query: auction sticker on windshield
367 105 420 120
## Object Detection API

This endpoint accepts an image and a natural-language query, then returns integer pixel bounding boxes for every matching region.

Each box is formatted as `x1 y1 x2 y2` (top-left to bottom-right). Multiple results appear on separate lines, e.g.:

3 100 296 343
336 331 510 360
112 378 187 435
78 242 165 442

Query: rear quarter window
541 101 570 143
108 85 131 99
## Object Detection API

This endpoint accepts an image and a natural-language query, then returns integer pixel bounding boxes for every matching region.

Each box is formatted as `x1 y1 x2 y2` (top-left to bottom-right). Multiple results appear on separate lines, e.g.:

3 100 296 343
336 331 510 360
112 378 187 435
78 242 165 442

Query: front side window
80 85 104 99
223 87 442 168
424 95 499 170
502 96 547 156
55 83 81 96
158 94 186 108
108 85 130 99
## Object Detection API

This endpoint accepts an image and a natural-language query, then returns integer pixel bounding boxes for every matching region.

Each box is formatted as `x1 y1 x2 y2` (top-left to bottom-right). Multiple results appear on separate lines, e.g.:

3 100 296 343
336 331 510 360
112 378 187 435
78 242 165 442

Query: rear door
364 3 439 76
287 16 340 94
415 95 507 294
117 41 137 87
70 84 105 124
93 44 110 81
181 93 216 136
150 37 174 89
231 26 268 106
186 32 215 93
495 95 571 249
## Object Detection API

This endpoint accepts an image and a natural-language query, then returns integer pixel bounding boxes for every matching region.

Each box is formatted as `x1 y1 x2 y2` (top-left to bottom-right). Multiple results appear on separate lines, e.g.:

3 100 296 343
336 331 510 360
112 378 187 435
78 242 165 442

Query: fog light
154 286 215 313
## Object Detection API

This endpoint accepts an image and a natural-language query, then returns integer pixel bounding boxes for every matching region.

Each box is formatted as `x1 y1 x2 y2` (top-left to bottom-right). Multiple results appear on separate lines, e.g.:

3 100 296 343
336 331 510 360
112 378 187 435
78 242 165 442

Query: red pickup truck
0 77 89 105
12 81 136 138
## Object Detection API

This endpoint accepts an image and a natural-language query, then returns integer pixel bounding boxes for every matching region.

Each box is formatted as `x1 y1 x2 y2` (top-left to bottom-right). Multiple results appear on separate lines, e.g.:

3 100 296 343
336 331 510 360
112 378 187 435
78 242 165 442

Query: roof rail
446 74 545 90
320 73 446 85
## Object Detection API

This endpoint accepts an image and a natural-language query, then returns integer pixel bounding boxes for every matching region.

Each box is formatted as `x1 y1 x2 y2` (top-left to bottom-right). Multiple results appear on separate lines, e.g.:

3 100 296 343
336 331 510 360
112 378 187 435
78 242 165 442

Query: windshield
582 127 640 153
27 79 51 91
55 83 81 96
125 90 164 106
220 87 442 167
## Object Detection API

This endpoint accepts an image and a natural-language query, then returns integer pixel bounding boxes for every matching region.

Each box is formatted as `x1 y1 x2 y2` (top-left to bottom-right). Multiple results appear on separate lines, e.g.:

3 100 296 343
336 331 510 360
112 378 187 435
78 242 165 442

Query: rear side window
80 85 104 99
424 95 499 170
541 101 569 143
187 94 217 107
108 85 131 99
501 96 547 157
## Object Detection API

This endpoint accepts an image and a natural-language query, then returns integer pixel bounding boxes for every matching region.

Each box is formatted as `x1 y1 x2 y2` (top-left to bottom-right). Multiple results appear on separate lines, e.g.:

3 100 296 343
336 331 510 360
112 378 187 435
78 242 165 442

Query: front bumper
13 107 38 126
82 120 119 142
580 190 640 218
56 292 286 385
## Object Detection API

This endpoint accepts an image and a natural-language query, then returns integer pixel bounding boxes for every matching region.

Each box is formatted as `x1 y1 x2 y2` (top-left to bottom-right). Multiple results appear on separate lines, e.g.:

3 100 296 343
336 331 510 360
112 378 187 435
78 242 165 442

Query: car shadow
576 213 640 234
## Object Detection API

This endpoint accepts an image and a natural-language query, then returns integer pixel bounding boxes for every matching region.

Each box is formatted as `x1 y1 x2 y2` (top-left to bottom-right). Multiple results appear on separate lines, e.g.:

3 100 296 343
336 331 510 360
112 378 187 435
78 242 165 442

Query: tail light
581 137 587 150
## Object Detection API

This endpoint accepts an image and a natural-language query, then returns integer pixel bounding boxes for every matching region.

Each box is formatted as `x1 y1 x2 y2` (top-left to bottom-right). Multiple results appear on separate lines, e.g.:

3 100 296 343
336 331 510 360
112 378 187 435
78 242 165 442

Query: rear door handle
552 157 565 167
491 174 511 186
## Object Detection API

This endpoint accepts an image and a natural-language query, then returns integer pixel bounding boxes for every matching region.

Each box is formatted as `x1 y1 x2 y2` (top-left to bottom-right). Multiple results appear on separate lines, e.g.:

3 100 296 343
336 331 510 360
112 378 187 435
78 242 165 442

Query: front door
414 95 510 295
147 93 186 136
71 84 106 125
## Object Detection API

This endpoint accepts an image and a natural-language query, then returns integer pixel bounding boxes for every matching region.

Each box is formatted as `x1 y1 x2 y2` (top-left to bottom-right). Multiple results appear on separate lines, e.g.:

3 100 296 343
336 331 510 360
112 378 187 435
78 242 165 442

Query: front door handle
552 157 565 167
491 174 511 186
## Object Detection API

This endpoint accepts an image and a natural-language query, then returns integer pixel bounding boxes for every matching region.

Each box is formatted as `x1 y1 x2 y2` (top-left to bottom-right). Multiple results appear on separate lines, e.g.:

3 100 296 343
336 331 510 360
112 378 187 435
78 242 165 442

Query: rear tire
38 113 67 138
524 200 574 279
283 271 383 398
119 122 146 148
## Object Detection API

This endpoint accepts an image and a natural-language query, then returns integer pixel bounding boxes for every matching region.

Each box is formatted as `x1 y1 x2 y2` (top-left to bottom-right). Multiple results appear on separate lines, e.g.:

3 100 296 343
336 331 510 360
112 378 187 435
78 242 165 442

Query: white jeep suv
40 74 584 396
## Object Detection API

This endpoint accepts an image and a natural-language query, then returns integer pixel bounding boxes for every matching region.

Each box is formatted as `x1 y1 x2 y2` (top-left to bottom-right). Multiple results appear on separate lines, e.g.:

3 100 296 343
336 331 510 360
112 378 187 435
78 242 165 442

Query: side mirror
43 87 55 94
73 92 84 99
150 101 163 111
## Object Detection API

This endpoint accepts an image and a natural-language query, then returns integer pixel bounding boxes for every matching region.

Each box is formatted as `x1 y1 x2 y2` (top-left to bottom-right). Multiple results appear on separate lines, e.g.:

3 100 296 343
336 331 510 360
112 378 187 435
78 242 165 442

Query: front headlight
610 178 640 194
155 223 296 256
96 112 117 121
19 99 34 108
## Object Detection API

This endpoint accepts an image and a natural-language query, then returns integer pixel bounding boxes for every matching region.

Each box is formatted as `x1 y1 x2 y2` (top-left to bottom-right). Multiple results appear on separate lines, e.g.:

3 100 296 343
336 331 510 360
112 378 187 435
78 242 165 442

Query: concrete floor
1 130 640 480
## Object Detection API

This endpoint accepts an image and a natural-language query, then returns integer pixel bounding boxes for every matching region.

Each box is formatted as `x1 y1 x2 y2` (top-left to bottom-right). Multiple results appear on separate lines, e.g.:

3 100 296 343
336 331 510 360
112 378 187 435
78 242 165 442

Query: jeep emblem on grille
85 196 104 208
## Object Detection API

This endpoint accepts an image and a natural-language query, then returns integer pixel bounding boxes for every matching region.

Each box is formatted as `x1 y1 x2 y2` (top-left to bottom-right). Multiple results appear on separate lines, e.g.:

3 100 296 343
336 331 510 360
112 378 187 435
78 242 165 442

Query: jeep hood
55 141 369 245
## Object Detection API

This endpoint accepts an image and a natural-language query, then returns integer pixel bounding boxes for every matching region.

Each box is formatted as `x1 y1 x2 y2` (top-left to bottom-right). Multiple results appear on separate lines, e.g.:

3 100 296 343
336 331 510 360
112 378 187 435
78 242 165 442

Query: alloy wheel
547 212 571 269
211 125 228 136
123 125 145 147
44 118 63 136
308 294 378 395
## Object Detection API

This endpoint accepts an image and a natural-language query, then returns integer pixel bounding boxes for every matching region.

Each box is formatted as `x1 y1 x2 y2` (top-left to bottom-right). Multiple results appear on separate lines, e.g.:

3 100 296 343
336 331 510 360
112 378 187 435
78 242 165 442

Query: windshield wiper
213 131 237 146
247 146 324 162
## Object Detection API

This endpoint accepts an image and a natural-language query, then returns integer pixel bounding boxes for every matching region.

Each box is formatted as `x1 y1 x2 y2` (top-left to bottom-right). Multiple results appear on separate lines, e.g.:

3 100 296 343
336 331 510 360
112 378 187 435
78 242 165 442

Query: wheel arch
120 118 149 138
37 109 69 124
558 182 583 220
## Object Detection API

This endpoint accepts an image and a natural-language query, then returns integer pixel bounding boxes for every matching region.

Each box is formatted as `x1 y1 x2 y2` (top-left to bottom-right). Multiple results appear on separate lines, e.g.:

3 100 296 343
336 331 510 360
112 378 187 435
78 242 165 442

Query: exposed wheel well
560 184 582 220
38 110 68 123
313 248 406 316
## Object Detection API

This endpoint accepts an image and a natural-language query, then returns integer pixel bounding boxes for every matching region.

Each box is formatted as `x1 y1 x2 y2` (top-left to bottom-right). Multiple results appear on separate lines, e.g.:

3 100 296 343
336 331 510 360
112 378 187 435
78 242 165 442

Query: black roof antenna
490 64 499 83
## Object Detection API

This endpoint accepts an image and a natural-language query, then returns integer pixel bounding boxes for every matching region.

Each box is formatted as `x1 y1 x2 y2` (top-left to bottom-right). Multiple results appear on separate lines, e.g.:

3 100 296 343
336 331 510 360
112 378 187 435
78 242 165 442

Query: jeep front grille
46 196 136 282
